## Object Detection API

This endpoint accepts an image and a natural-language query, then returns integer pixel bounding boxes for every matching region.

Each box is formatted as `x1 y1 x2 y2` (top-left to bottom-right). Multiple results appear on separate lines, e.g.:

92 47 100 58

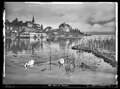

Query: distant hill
87 31 116 35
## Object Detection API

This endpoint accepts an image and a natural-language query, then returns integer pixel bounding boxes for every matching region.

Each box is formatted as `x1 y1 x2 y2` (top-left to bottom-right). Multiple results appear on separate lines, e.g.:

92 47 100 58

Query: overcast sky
5 2 116 32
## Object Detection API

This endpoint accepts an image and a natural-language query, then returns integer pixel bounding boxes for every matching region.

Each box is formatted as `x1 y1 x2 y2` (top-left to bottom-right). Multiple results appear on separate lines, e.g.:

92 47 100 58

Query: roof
23 26 36 32
25 21 33 24
59 23 71 28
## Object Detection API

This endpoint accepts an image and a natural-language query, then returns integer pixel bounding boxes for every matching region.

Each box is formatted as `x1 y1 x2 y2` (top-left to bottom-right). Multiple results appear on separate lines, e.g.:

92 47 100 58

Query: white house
30 32 47 38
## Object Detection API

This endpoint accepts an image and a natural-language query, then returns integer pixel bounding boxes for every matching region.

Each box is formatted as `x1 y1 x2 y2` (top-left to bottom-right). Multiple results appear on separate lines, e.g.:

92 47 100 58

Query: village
5 14 91 39
3 2 118 86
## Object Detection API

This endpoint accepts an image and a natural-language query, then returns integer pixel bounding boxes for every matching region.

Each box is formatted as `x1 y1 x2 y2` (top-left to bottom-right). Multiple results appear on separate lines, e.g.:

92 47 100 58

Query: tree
41 24 43 30
12 18 18 25
44 26 53 32
5 20 10 24
11 18 25 37
17 21 26 37
5 20 10 30
5 20 12 37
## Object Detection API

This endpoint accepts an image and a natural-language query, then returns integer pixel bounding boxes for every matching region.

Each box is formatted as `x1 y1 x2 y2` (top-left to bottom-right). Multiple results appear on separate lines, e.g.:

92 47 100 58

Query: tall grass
79 35 115 53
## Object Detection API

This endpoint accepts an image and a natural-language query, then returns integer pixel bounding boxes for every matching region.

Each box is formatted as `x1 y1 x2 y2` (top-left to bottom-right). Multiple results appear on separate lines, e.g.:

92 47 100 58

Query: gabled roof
23 26 36 32
25 21 33 24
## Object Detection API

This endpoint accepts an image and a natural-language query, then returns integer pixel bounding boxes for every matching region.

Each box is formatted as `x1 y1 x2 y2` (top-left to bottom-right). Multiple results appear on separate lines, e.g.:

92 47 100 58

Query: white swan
58 58 65 69
24 60 35 69
59 58 64 65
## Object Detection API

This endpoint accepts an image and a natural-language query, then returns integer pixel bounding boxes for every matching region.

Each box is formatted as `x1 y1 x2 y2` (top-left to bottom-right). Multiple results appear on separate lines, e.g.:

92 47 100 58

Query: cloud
92 24 102 28
5 2 116 32
103 21 115 27
90 26 115 32
88 22 115 32
87 17 115 26
84 3 115 25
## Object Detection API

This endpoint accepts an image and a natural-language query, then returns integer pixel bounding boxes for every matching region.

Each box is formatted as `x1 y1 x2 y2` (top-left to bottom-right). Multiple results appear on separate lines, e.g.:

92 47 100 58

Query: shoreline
4 54 117 84
71 46 117 67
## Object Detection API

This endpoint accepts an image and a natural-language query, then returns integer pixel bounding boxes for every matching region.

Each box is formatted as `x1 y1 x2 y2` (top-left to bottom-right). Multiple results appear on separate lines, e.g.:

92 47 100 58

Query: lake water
4 35 117 85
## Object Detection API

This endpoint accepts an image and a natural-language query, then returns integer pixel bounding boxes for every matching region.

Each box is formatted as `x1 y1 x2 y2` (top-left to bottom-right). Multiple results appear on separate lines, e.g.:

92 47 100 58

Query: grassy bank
71 46 117 67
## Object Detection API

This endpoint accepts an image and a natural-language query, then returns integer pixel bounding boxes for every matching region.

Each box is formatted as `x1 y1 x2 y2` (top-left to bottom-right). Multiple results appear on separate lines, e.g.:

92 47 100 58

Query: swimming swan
24 60 35 69
59 58 64 65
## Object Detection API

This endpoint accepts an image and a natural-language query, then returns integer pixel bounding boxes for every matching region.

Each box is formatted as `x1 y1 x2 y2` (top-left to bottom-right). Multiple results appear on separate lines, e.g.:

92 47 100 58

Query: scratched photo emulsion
3 2 118 86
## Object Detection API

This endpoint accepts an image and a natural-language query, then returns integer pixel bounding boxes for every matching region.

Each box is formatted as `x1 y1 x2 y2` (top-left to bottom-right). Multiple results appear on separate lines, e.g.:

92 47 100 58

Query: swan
58 58 65 69
24 59 35 69
59 58 64 65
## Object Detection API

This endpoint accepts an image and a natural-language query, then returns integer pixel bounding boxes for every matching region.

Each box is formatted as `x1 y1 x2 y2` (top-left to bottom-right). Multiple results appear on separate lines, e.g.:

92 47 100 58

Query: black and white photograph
3 2 118 87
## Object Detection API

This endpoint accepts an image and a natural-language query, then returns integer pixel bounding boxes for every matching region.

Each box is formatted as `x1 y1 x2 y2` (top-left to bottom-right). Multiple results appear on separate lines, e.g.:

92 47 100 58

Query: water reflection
5 35 117 84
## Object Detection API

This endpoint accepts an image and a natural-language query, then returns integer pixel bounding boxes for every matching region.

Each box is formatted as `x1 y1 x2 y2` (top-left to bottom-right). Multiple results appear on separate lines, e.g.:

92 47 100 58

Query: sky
4 2 117 32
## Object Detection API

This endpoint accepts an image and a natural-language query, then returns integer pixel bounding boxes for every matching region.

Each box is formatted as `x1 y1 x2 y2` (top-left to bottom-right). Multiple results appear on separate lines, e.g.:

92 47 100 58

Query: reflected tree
5 38 12 51
11 18 26 38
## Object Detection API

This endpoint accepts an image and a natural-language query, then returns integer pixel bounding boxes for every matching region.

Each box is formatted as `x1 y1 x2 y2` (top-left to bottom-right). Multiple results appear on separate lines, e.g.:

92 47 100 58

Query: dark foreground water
3 35 117 85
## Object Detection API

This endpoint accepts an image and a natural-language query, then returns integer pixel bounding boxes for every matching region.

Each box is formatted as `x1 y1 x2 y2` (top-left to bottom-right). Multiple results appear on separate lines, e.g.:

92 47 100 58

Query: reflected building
58 38 67 50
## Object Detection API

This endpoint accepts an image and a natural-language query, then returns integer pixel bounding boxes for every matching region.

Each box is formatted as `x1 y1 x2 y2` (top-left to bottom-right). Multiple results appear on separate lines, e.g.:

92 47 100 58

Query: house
5 20 18 37
34 24 41 28
30 32 47 38
59 23 72 32
53 32 58 35
18 26 47 38
44 26 53 32
18 14 47 38
66 29 84 37
25 21 33 27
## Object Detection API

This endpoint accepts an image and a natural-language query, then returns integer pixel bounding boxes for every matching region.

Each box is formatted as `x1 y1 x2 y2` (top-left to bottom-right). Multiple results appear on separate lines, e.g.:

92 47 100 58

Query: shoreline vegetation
71 46 117 67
